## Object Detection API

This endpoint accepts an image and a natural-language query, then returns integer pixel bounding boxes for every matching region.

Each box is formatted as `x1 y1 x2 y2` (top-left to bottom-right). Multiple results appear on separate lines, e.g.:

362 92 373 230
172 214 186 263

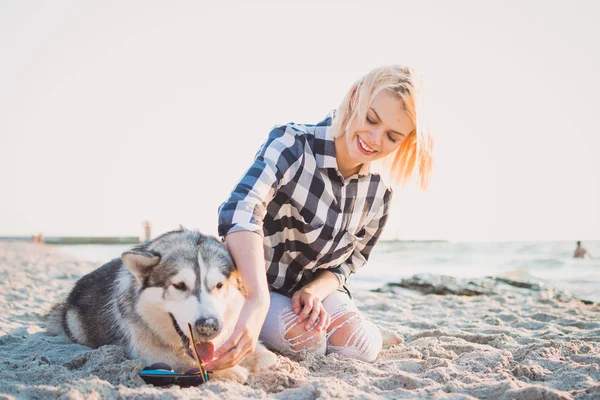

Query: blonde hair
331 65 433 190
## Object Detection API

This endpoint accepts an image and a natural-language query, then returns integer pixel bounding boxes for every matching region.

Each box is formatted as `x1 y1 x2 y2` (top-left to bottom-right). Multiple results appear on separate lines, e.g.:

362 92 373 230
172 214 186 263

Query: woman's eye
216 282 223 290
387 133 398 143
366 117 376 125
173 282 187 291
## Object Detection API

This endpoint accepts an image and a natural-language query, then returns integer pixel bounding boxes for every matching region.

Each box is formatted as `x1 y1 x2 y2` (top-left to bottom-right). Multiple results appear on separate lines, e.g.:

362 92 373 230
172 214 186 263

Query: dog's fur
47 229 276 382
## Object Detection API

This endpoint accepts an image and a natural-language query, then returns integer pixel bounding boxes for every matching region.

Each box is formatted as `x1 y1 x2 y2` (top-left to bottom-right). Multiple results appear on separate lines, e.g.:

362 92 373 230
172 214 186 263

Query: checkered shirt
218 112 392 296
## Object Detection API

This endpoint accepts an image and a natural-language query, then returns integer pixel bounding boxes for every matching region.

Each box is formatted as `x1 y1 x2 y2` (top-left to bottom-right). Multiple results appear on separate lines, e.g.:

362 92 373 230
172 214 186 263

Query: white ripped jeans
259 290 383 363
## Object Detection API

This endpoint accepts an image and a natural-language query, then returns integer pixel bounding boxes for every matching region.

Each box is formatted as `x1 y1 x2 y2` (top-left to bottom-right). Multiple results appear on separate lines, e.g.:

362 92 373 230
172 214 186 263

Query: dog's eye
173 282 187 291
216 282 223 290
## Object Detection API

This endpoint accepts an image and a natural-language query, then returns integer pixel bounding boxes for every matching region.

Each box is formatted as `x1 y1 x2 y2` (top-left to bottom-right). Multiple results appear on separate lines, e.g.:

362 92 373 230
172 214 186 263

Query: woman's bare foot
380 326 403 346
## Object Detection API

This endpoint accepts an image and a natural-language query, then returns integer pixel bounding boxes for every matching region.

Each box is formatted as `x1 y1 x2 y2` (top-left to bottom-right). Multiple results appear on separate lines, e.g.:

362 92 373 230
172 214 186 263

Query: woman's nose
366 129 383 145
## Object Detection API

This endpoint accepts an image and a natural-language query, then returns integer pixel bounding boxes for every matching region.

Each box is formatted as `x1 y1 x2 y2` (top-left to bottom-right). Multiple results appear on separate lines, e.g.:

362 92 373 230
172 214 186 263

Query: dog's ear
178 224 186 231
122 250 161 281
230 270 247 298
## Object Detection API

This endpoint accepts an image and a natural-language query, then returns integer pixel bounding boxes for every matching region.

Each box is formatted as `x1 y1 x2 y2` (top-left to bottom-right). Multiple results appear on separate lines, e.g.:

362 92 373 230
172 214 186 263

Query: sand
1 241 599 399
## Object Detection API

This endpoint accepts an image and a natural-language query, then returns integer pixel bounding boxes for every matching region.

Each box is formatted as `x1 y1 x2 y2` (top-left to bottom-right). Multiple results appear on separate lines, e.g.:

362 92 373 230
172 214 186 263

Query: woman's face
336 90 415 177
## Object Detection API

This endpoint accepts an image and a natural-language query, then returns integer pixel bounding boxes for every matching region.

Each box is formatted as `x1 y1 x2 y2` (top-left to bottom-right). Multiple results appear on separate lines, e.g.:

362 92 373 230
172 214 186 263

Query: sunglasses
139 323 210 387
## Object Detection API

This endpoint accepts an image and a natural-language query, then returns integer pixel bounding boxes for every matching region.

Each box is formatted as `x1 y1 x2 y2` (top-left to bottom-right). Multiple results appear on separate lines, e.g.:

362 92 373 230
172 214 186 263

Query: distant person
574 241 591 259
143 220 152 243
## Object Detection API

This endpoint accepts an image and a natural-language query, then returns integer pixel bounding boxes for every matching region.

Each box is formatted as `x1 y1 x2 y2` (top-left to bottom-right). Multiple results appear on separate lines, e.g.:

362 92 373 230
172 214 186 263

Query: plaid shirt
218 113 392 296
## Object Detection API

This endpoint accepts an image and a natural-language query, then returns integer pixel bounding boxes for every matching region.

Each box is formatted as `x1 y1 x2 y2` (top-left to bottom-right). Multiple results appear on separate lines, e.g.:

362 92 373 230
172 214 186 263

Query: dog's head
121 228 243 362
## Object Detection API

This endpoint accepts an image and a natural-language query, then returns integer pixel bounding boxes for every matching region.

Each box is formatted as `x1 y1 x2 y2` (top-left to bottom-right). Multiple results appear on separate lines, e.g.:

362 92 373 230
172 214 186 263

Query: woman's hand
204 294 270 371
291 270 340 331
291 288 330 332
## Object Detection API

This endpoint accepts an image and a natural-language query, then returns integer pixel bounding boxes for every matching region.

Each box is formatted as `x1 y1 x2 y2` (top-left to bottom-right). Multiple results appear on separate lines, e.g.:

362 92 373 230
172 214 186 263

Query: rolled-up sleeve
328 188 393 287
218 126 304 237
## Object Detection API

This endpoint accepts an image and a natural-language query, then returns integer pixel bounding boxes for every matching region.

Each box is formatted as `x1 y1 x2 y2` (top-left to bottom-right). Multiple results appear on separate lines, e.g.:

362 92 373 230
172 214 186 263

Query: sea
55 240 600 303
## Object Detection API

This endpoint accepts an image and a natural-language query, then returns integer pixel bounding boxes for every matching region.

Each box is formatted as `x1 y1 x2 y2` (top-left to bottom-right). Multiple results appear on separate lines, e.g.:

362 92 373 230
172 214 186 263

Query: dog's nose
194 317 220 338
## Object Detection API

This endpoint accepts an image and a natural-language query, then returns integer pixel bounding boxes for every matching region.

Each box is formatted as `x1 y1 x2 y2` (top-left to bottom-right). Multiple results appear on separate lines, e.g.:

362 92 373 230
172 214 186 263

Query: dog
47 228 276 383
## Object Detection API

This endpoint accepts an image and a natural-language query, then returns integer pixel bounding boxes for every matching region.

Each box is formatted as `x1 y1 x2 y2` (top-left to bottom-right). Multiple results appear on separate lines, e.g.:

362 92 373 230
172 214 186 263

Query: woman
205 65 433 371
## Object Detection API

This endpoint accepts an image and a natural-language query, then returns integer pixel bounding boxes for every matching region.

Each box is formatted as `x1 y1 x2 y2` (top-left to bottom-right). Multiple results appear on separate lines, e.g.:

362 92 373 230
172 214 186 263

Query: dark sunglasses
139 323 210 387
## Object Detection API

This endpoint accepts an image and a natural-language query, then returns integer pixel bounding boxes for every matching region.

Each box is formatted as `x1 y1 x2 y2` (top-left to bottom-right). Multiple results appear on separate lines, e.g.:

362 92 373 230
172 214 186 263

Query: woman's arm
208 127 305 371
297 270 340 302
204 231 270 371
226 231 270 301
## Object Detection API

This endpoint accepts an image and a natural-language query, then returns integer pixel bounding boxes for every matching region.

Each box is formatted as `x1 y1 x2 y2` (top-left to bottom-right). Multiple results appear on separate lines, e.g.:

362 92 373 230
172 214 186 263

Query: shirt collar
314 110 371 179
356 163 371 178
314 111 338 170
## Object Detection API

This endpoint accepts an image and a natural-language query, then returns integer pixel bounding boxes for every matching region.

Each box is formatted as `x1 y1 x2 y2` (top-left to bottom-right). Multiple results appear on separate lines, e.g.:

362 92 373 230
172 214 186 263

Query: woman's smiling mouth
357 136 376 155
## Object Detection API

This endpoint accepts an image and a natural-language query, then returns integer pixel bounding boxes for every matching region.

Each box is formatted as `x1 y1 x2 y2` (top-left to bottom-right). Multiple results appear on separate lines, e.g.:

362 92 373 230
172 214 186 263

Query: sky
1 0 598 241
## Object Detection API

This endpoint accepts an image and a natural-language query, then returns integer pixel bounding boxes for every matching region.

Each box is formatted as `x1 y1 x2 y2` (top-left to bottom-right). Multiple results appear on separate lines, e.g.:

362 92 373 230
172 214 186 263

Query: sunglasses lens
148 362 173 371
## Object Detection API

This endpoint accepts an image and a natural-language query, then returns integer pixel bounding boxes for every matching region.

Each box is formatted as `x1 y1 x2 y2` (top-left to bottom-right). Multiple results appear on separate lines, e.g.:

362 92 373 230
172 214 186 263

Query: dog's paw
240 343 277 372
210 365 249 384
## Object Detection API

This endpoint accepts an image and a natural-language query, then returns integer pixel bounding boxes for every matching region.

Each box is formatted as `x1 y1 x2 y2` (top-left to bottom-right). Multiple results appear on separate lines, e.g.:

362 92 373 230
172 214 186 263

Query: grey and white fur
47 228 276 382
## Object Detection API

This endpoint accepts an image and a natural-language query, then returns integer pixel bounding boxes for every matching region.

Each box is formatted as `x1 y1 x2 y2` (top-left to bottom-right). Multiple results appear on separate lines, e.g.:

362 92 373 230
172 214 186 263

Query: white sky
1 0 598 241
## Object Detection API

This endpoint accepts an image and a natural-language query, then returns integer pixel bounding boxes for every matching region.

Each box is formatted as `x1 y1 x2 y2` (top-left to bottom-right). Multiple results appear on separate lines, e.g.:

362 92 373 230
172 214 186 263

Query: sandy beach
1 241 599 399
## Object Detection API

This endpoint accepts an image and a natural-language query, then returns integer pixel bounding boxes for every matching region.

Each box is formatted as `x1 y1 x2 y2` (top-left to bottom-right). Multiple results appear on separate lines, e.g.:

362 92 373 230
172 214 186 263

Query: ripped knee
326 308 382 363
326 310 362 347
280 309 326 354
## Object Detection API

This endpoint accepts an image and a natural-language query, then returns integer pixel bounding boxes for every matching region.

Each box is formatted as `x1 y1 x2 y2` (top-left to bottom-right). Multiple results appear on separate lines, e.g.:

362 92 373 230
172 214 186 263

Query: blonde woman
205 65 433 370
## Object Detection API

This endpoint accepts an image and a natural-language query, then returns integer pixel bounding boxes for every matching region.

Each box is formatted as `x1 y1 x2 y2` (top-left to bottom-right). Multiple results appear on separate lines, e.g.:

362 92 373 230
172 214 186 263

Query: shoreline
1 241 599 399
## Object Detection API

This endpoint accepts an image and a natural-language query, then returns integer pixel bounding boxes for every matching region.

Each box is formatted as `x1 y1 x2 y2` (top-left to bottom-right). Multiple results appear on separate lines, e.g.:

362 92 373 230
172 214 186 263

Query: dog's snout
195 317 221 337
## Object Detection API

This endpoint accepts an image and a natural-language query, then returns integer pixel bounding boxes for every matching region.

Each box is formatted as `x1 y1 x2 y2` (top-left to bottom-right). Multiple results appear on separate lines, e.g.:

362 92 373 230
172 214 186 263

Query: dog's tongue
194 341 214 363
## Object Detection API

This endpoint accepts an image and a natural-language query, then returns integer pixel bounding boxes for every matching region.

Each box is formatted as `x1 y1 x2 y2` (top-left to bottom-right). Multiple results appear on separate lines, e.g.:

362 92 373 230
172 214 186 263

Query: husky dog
47 229 276 382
